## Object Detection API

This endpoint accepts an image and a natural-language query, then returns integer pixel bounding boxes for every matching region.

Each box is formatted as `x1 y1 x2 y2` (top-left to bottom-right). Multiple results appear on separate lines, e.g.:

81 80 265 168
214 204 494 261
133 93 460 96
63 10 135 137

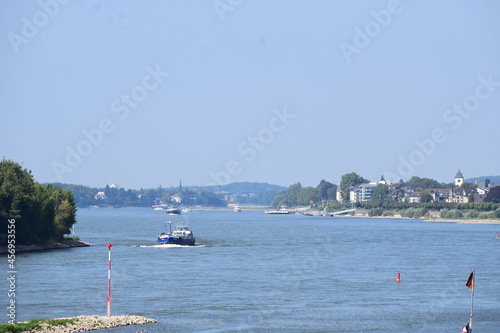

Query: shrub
382 210 394 216
448 209 463 219
413 208 429 219
401 208 416 218
479 212 491 219
465 210 479 219
368 207 384 217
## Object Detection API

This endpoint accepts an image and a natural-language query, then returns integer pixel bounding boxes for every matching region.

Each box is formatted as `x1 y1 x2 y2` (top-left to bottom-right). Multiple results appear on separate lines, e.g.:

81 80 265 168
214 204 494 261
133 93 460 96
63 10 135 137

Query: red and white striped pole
106 243 113 316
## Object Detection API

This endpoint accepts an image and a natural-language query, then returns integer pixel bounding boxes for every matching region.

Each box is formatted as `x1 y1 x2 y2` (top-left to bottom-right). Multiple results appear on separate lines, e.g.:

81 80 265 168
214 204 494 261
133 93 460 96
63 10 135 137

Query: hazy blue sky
1 0 499 189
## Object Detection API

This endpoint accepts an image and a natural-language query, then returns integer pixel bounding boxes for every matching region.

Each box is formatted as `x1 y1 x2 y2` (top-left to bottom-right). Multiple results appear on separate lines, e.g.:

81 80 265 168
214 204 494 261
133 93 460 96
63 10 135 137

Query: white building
455 169 464 187
349 176 390 203
350 183 376 202
171 195 182 203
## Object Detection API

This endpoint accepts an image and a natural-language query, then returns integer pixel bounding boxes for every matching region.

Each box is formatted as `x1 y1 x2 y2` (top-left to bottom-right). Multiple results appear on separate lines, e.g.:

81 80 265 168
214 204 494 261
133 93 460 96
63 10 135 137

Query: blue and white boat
158 221 196 246
165 207 182 215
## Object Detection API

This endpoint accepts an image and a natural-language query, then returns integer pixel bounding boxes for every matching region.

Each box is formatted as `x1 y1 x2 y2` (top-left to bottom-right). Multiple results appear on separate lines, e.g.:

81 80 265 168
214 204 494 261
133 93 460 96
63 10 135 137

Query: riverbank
0 315 156 333
352 212 500 224
0 239 91 254
296 207 500 225
423 218 500 224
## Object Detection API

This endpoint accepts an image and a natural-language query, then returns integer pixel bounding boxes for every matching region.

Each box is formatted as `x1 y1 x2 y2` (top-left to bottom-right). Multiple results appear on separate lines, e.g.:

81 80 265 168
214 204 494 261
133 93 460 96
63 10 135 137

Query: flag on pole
466 271 475 290
461 323 470 333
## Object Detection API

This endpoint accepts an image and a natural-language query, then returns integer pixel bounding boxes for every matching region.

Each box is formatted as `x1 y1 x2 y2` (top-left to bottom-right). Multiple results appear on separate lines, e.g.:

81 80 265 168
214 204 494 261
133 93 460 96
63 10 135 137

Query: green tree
371 184 389 205
317 180 335 200
419 191 433 203
389 181 405 203
0 159 77 243
485 186 500 203
326 187 337 201
272 183 302 207
51 187 77 239
460 182 477 191
408 176 445 192
272 182 325 207
339 172 369 203
298 187 320 205
0 159 37 243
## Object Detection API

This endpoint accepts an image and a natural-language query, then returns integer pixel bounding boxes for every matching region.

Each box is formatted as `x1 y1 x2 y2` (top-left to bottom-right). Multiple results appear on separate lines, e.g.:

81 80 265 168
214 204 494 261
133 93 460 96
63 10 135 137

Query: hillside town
341 170 497 204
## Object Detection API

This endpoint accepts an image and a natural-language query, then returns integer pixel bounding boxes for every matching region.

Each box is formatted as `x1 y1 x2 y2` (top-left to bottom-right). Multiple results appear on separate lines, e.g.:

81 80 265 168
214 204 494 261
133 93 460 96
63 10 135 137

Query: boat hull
265 211 292 214
158 237 195 246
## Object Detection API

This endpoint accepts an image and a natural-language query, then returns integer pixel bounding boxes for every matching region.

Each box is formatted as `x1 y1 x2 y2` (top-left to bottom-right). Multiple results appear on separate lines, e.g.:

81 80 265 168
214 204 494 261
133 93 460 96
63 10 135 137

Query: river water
3 208 500 332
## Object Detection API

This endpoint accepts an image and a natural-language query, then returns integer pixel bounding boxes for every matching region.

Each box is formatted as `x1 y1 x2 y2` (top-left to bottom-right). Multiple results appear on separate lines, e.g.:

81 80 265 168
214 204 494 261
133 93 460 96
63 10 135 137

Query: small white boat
233 205 241 212
265 207 293 214
152 204 168 211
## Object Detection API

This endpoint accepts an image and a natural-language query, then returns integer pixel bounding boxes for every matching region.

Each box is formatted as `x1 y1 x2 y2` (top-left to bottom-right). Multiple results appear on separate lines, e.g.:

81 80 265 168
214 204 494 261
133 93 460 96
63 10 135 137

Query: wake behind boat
158 221 195 246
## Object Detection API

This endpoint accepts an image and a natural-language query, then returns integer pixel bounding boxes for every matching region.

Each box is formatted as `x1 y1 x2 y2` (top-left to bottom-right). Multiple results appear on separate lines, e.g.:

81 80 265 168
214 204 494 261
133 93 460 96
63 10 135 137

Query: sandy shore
0 239 91 254
20 315 156 333
423 218 500 224
299 208 500 225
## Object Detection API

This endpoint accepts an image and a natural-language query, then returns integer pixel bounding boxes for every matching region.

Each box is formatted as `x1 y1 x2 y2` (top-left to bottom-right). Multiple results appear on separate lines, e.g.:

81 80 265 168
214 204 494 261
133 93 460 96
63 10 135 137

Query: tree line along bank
0 159 76 244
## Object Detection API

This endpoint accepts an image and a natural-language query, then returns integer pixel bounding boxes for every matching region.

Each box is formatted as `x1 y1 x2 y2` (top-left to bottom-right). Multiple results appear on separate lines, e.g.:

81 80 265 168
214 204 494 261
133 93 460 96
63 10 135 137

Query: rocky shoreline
23 315 156 333
0 239 91 254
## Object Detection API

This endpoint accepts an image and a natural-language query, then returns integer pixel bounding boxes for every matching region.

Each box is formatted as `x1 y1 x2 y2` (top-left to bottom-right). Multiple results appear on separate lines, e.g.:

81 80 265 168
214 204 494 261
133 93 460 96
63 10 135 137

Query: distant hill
201 182 286 205
50 181 285 207
465 175 500 184
202 182 286 194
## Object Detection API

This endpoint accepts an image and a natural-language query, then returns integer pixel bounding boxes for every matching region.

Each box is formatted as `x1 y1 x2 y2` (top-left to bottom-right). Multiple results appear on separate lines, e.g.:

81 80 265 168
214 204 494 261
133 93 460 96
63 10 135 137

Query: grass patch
46 318 78 326
64 236 80 241
0 318 78 333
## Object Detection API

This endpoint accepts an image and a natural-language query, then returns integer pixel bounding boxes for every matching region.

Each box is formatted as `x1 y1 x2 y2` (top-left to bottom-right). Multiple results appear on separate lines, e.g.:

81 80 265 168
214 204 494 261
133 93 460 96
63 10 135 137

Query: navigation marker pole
469 268 475 333
107 243 113 317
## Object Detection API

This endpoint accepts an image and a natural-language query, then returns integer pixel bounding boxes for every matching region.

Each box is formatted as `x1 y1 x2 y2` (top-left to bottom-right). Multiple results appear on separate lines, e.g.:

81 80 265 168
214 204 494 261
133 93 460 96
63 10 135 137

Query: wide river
3 208 500 332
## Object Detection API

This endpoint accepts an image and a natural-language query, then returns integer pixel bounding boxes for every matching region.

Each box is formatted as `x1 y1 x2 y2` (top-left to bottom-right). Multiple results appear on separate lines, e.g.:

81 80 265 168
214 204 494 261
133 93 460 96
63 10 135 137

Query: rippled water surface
3 208 500 332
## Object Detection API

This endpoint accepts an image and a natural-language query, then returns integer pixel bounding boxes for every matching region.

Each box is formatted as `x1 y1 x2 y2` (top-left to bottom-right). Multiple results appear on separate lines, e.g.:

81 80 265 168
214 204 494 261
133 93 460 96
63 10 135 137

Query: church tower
455 169 464 187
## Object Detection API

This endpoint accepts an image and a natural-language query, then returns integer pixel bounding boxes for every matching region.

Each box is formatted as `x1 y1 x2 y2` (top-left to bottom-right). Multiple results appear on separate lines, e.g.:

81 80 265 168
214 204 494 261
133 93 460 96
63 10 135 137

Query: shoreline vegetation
0 315 156 333
195 205 500 224
292 207 500 225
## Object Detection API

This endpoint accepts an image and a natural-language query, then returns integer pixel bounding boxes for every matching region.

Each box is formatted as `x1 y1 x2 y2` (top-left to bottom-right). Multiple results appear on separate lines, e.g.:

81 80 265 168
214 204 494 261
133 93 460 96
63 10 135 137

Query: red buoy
396 272 401 283
496 233 499 239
